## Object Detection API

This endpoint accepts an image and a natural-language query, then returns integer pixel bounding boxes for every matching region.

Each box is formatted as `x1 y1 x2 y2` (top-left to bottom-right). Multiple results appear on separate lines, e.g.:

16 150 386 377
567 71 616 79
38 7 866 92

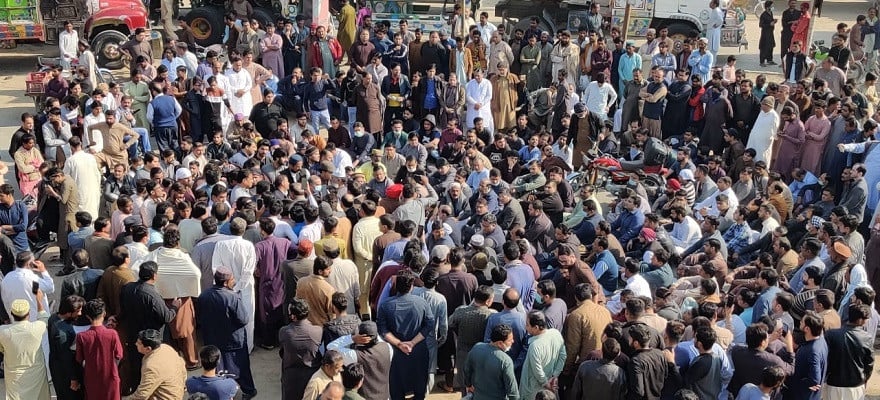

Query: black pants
220 346 257 395
760 44 775 64
384 106 405 132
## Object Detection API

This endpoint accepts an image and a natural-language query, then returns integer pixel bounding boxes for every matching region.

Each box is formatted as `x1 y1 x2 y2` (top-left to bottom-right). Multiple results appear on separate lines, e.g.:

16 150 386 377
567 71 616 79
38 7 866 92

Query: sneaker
242 389 258 399
767 61 778 65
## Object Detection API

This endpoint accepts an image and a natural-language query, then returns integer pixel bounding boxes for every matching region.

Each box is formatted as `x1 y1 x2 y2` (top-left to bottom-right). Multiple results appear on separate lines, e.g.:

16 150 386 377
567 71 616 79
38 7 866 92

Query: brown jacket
130 344 186 400
562 299 612 375
449 47 474 80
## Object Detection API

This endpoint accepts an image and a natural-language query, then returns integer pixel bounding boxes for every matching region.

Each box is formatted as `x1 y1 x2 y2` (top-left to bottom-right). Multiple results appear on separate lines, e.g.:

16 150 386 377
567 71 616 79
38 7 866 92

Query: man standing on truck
59 21 79 70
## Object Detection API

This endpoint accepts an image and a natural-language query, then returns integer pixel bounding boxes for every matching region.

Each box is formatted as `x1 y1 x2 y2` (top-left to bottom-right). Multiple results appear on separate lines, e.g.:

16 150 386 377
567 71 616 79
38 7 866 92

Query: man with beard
663 69 693 139
731 79 761 140
550 30 580 89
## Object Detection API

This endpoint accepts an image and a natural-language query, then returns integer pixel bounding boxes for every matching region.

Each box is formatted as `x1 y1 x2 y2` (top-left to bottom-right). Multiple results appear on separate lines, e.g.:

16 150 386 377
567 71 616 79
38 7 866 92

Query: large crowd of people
0 0 879 399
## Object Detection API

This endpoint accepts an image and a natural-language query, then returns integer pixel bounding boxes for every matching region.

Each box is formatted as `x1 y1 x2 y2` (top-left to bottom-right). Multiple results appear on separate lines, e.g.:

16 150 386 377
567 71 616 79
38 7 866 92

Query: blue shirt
752 285 782 324
735 383 769 400
0 200 29 252
185 375 240 400
424 79 439 109
505 262 537 312
484 309 528 371
674 340 734 400
67 227 94 254
782 336 827 400
303 79 331 111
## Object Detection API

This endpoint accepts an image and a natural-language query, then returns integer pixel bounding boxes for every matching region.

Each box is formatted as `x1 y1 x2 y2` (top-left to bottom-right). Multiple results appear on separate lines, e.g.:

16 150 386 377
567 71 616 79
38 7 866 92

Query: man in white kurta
58 22 78 70
211 218 257 352
63 140 102 220
465 70 494 132
707 1 725 57
225 58 254 117
583 74 618 121
0 299 51 400
747 97 781 164
549 31 580 89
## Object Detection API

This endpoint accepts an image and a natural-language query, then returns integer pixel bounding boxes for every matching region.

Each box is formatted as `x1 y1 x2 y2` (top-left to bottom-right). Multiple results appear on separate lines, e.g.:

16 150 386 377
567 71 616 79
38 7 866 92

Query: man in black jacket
824 303 874 399
117 261 179 394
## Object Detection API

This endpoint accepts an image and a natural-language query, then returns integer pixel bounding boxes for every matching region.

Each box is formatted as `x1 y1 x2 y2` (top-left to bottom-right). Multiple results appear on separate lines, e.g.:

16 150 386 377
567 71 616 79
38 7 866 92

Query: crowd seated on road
1 0 880 399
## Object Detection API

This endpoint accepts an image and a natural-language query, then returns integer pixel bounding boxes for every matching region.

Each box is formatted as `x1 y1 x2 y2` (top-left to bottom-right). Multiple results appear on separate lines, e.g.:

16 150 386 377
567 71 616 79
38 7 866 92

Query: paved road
0 0 878 398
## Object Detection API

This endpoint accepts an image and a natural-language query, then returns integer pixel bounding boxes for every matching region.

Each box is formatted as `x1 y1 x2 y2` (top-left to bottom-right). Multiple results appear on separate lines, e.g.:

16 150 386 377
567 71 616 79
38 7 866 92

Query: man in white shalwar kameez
707 0 725 57
549 30 580 89
63 137 102 220
465 70 494 132
225 57 254 118
210 60 234 135
0 299 51 400
211 217 257 352
583 72 618 121
747 96 781 164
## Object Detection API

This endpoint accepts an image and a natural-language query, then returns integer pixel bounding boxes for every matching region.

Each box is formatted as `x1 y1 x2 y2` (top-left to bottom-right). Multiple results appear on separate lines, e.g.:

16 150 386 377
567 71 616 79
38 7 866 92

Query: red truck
0 0 150 69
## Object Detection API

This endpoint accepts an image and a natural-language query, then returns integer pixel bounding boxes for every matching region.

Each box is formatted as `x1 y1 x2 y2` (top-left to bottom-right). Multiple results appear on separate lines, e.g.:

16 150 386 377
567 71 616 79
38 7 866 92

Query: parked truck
0 0 151 68
495 0 746 52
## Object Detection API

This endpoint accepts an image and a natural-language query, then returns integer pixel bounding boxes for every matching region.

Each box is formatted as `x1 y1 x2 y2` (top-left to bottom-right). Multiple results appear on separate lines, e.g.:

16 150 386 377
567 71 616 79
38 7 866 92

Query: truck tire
91 29 130 70
665 22 699 54
252 8 275 31
186 7 225 46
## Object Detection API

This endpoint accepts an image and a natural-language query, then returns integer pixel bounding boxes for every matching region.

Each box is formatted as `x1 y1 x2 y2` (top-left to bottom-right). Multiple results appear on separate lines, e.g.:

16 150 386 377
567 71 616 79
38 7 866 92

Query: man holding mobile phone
0 251 54 322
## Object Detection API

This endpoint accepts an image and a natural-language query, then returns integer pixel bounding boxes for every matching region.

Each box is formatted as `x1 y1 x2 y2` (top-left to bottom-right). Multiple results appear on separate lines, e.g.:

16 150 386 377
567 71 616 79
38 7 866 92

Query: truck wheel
252 8 274 30
665 22 699 54
186 7 225 46
91 30 129 70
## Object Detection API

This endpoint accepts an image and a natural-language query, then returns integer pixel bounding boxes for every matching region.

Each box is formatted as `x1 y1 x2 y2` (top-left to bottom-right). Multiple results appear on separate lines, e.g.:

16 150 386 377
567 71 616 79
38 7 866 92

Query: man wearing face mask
351 122 376 166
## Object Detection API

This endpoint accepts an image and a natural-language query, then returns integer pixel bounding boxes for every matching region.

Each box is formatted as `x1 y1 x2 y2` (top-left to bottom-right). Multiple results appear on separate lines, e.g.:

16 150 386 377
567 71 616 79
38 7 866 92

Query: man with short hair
131 328 187 399
782 310 827 400
377 271 435 400
185 345 240 400
197 268 256 398
211 217 258 352
823 304 875 399
463 323 519 399
448 285 496 394
254 218 290 349
146 82 183 152
279 298 324 399
519 310 566 400
118 262 179 393
560 283 612 391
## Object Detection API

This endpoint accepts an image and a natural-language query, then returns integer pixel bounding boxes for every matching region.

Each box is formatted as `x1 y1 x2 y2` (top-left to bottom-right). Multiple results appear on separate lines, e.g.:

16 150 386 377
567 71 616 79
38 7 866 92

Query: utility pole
621 2 632 43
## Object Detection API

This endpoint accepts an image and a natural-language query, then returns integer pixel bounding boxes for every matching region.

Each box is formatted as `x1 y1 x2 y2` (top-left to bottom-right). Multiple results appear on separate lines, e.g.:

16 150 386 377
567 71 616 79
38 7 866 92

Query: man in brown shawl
490 62 521 132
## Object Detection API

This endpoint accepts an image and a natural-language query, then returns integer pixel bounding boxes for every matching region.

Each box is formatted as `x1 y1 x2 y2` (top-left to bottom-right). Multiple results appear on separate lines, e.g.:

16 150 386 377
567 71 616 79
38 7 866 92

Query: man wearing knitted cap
197 267 257 398
0 294 50 400
747 95 781 164
212 217 257 352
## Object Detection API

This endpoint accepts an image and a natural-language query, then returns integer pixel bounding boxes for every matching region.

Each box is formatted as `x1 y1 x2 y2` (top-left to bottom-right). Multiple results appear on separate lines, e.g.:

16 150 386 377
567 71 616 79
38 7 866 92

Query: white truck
495 0 746 52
